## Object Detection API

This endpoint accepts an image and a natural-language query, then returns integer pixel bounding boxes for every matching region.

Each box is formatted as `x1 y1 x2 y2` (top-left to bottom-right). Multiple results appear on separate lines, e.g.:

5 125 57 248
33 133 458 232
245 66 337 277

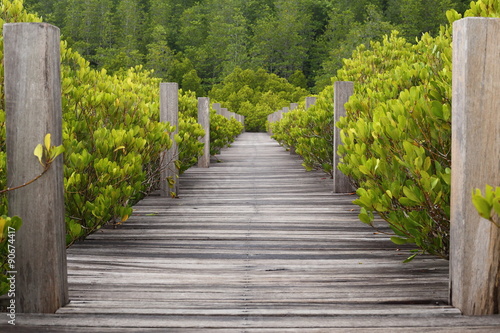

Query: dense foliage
23 0 470 92
0 0 242 294
271 0 500 260
270 86 335 176
209 68 308 131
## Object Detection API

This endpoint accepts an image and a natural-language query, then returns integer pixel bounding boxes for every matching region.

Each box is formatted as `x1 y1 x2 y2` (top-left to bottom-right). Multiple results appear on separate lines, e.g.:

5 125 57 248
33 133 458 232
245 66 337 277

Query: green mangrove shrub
209 67 308 132
272 0 500 259
210 111 244 156
271 86 335 177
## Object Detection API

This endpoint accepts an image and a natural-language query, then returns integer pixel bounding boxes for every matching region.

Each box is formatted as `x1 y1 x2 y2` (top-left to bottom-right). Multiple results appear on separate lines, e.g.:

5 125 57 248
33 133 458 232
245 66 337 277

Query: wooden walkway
5 132 500 332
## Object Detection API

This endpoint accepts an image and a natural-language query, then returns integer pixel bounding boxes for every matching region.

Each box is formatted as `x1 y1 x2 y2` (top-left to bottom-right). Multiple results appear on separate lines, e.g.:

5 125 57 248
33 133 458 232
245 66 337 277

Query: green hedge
271 0 500 260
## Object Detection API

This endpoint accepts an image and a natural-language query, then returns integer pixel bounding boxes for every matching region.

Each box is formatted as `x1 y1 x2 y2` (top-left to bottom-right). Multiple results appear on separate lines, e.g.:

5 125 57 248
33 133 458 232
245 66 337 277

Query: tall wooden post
160 82 179 198
305 97 317 110
221 108 229 120
4 23 68 313
289 104 298 155
333 82 354 193
198 97 210 168
450 17 500 316
213 103 222 115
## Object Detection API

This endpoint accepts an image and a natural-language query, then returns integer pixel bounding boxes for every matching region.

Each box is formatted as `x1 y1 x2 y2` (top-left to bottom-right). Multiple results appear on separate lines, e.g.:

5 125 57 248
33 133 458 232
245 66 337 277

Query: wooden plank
7 132 500 330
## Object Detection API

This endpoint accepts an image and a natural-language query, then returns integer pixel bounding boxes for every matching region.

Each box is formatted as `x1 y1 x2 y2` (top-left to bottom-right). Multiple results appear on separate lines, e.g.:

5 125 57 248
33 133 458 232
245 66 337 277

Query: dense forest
24 0 471 94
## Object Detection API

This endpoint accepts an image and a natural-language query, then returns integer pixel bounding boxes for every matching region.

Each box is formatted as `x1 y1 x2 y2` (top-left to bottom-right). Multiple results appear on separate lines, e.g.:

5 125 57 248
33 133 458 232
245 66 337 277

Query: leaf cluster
472 185 500 228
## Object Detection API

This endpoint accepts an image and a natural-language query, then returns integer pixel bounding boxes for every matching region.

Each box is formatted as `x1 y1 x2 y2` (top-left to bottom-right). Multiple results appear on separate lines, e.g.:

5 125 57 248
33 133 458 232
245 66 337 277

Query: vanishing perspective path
6 132 500 332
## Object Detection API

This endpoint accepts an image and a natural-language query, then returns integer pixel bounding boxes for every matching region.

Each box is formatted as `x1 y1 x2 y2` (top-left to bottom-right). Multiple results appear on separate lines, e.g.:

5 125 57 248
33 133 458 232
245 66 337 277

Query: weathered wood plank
6 132 500 330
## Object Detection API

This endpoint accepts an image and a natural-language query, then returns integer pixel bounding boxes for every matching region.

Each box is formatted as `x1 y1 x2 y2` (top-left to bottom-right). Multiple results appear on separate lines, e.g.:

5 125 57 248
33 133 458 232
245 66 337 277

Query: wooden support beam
450 17 500 316
219 108 228 120
305 97 317 110
4 22 68 313
333 82 354 193
212 103 222 115
160 82 179 198
198 97 210 168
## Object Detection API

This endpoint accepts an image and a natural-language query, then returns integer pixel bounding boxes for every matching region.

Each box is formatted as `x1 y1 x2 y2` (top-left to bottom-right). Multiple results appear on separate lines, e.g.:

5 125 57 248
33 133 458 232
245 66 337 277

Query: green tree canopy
209 67 308 131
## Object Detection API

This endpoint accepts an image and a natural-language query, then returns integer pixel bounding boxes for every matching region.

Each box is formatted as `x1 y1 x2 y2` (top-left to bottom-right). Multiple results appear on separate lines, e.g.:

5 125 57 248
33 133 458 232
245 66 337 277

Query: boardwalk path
8 133 500 331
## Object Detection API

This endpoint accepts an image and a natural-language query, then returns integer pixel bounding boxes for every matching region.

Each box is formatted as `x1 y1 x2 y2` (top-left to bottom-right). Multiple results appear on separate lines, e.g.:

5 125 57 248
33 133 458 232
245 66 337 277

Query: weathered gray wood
288 104 299 154
450 17 500 316
159 82 179 197
197 97 210 168
212 102 222 115
8 133 500 330
4 23 68 313
306 96 317 109
221 107 229 119
333 81 354 193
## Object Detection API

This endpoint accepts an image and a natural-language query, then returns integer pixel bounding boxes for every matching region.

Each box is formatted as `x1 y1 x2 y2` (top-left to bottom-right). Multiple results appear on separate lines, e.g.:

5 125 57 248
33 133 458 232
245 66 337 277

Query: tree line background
24 0 470 95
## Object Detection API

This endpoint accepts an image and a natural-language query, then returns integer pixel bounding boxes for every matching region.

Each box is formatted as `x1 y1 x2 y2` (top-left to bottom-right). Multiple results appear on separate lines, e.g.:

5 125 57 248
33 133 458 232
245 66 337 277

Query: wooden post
333 82 354 193
160 82 179 198
4 23 68 313
221 108 229 120
289 104 298 155
198 97 210 168
305 97 317 110
213 103 222 115
450 17 500 316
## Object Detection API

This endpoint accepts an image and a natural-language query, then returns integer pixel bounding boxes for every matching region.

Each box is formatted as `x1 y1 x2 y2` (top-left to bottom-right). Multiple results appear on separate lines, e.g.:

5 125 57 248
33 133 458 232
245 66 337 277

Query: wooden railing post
221 107 229 120
333 82 354 193
198 97 210 168
450 17 500 316
305 96 317 110
4 23 68 313
213 102 222 115
160 82 179 198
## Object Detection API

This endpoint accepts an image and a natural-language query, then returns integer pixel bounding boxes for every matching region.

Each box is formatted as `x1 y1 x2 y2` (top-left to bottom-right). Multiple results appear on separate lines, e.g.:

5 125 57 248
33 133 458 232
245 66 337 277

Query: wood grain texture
160 82 179 197
333 81 355 193
213 103 222 115
198 97 210 168
451 18 500 315
305 96 317 110
3 22 68 313
7 132 500 330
